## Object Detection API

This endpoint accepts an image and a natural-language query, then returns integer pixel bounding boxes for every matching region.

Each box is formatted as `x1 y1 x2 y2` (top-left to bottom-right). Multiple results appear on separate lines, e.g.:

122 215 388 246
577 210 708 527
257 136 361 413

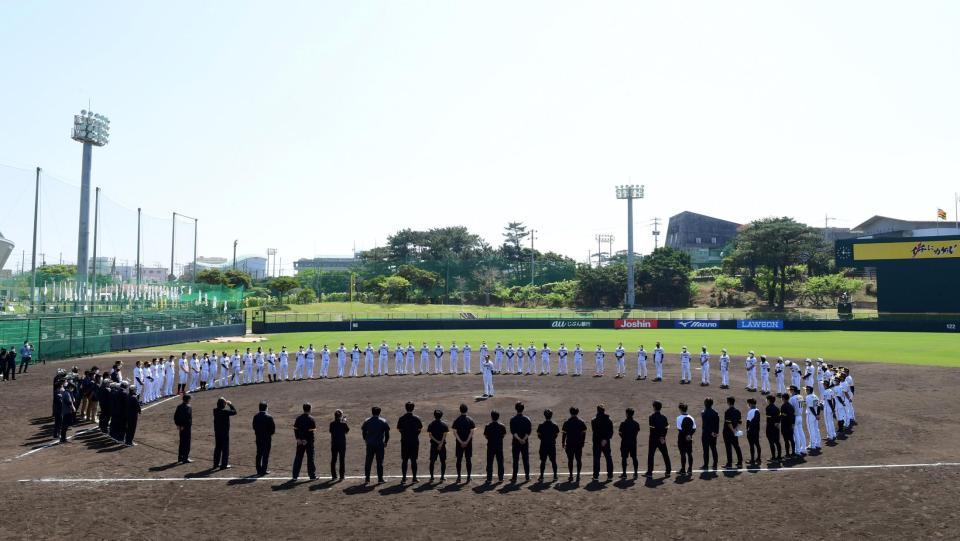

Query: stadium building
294 256 359 272
665 211 740 268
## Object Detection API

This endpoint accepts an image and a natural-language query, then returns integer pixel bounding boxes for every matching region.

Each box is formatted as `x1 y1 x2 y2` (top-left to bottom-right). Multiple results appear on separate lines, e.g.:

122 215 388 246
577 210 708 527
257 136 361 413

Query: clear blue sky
2 1 959 273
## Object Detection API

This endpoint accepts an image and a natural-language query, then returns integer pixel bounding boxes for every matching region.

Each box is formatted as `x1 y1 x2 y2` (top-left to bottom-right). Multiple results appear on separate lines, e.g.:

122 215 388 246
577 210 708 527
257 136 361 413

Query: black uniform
396 412 423 481
109 387 126 442
701 406 720 469
124 392 141 445
174 402 192 462
483 420 506 481
746 408 762 463
765 403 782 460
509 414 532 481
427 419 449 480
591 412 614 479
677 415 696 472
646 411 671 475
56 390 75 442
292 413 317 479
779 400 796 456
618 418 641 476
5 350 15 380
723 405 743 467
361 415 390 483
536 420 560 480
212 403 237 468
329 419 350 479
252 411 276 475
451 414 476 480
561 416 587 479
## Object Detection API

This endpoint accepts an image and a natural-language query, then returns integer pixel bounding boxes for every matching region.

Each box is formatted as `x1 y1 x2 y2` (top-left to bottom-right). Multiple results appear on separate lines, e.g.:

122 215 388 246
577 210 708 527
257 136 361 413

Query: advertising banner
615 319 659 329
736 319 784 330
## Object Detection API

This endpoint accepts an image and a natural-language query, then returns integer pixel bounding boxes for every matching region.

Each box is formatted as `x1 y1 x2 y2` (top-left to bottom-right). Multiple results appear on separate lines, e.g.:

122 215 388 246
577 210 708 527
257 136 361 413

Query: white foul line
8 394 179 462
16 462 960 484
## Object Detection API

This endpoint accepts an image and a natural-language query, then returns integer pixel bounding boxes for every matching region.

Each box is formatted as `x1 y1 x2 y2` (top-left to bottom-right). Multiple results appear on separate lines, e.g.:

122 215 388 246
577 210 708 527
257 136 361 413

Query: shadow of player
343 483 376 495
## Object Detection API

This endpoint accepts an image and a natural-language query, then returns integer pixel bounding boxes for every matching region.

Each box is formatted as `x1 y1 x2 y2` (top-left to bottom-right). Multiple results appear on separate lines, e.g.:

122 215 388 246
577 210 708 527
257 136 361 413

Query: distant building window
711 237 717 244
695 237 702 244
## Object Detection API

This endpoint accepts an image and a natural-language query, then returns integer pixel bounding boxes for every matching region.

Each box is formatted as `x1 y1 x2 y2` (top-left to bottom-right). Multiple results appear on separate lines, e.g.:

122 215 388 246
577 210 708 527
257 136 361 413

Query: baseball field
1 328 958 540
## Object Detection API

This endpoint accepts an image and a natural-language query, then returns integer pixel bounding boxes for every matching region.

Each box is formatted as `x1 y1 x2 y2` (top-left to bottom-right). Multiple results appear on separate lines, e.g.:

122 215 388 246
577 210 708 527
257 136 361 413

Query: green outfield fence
0 309 245 360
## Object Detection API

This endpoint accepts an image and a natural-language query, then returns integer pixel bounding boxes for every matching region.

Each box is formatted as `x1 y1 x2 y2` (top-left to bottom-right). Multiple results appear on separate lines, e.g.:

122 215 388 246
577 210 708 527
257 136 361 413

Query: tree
224 269 253 290
36 264 76 284
196 269 228 286
295 287 318 304
370 275 411 303
501 222 530 278
728 217 825 310
635 247 693 307
268 276 299 303
396 265 440 294
574 263 627 307
473 266 503 305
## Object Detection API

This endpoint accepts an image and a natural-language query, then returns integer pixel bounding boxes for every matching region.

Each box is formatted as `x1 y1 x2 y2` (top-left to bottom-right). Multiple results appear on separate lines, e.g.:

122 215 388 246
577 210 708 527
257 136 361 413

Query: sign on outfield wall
615 319 659 329
550 320 593 328
673 320 720 329
736 319 784 330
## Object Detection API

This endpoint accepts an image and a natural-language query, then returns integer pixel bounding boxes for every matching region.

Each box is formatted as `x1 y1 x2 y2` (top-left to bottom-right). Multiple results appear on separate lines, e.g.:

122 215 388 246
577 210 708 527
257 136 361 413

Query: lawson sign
674 320 720 329
736 319 784 330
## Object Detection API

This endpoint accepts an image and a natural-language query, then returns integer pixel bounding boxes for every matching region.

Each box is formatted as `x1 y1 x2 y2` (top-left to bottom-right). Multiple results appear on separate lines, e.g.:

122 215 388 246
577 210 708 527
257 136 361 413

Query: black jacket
701 407 720 438
174 403 192 428
213 405 237 434
252 412 276 439
125 394 142 418
591 413 614 442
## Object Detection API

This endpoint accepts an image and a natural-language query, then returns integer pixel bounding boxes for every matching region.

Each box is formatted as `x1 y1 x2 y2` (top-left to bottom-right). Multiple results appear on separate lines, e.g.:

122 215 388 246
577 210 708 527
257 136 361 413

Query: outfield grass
146 329 959 367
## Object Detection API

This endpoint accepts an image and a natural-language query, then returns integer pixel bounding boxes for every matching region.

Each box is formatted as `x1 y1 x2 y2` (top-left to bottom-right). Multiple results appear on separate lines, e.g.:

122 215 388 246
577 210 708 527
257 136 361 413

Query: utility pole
651 218 661 250
30 167 40 313
530 229 537 285
824 214 837 241
595 234 615 267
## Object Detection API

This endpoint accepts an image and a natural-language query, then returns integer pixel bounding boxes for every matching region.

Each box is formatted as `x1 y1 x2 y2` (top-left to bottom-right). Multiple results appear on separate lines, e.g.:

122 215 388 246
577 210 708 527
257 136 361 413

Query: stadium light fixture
615 184 644 308
72 108 110 294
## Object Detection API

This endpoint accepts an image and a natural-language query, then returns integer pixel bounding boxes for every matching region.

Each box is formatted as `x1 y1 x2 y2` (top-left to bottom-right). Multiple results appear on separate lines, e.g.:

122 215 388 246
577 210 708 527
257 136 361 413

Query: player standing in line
804 386 822 451
243 348 253 384
406 342 416 375
573 344 583 376
320 345 331 378
774 357 786 395
278 346 289 381
526 343 536 376
177 353 189 394
821 380 838 443
449 341 459 375
594 345 605 377
759 355 771 394
744 351 758 392
540 343 551 376
133 361 143 398
493 342 503 373
480 342 491 373
788 386 807 456
463 342 472 374
293 347 305 380
815 360 826 398
207 353 218 389
364 343 374 377
679 346 692 384
653 342 665 382
190 353 202 391
419 342 430 375
166 355 177 395
636 345 648 380
378 341 389 376
394 343 405 375
505 343 516 374
350 344 361 377
789 360 802 388
433 343 444 375
481 355 495 398
839 371 856 425
719 348 730 389
699 346 710 386
305 344 316 379
266 349 277 383
336 343 347 378
557 343 568 375
255 347 265 384
803 359 815 389
614 343 626 379
230 350 241 386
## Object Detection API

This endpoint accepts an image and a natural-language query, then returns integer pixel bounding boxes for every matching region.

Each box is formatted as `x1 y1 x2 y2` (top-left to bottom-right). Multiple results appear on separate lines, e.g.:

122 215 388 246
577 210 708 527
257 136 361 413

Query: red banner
615 319 658 329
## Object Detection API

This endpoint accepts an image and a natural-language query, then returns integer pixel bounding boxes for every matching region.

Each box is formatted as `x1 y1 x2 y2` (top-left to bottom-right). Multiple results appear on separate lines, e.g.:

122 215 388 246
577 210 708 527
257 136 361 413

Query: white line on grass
17 461 960 483
7 394 180 462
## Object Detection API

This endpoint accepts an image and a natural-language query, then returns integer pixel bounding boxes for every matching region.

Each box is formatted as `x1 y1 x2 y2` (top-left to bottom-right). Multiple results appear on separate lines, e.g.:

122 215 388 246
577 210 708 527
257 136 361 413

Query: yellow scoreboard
853 240 960 261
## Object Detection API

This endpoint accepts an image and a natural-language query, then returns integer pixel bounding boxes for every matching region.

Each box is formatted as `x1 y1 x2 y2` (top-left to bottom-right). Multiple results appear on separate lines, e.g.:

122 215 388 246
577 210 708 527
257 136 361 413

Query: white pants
746 368 758 389
166 374 175 396
364 356 373 376
435 356 442 374
350 357 359 377
293 361 304 379
526 355 535 373
506 355 515 373
255 364 264 383
450 353 458 374
541 355 550 374
397 355 405 375
823 403 837 440
307 359 315 378
776 375 785 394
494 355 502 373
558 356 568 374
701 363 710 384
794 417 807 452
760 371 770 393
379 355 389 375
420 354 429 374
245 365 253 384
463 354 471 374
680 362 691 381
320 358 329 378
616 359 625 376
637 359 647 378
655 360 663 379
806 413 822 449
721 367 729 387
279 361 289 380
483 373 494 396
337 358 345 377
574 358 582 375
595 358 604 376
515 356 523 374
406 355 415 375
189 373 199 391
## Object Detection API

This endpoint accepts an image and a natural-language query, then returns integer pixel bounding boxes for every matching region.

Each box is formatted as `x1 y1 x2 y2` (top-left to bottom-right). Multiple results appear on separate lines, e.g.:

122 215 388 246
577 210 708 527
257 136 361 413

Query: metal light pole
30 167 40 313
91 187 100 293
170 212 176 281
135 208 142 287
71 110 110 290
233 240 238 269
616 184 644 308
193 218 198 281
530 229 537 285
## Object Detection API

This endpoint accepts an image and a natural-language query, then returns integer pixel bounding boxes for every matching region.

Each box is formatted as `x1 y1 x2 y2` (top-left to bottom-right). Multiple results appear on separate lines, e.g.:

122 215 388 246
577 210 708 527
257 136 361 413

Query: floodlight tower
616 184 644 308
71 109 110 287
